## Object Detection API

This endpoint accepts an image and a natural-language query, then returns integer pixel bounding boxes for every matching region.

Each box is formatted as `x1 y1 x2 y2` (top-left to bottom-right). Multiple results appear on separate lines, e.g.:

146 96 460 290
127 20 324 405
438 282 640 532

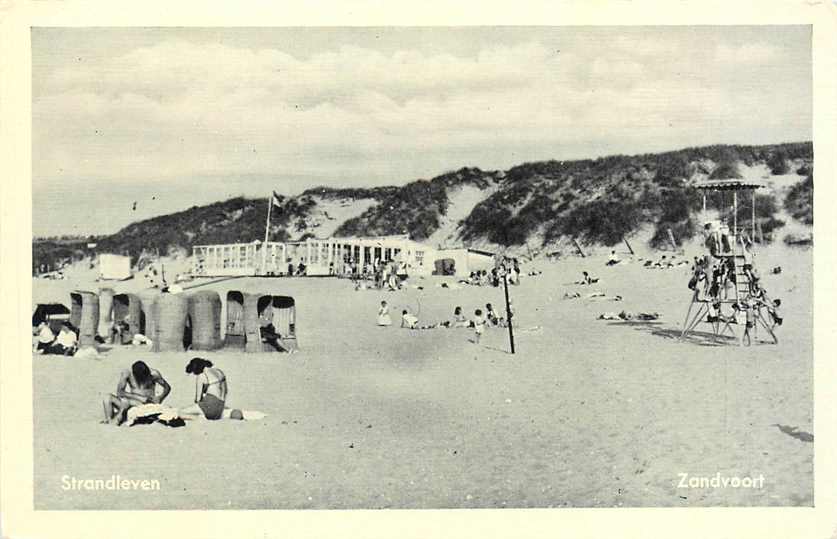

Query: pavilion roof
693 178 765 191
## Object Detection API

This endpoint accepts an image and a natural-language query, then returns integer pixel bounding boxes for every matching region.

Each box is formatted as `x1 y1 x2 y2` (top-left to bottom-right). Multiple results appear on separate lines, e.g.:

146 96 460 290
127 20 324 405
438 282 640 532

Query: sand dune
32 243 812 509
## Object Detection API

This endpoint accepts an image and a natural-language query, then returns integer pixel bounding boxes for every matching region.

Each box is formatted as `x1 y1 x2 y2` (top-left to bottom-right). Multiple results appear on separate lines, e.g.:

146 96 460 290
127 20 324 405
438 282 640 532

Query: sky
32 26 812 237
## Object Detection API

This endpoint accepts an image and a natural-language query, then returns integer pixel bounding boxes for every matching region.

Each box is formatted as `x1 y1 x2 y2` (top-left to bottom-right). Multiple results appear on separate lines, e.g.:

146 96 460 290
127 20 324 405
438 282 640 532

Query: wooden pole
733 190 738 237
751 189 756 243
667 228 678 251
262 194 273 274
572 238 586 258
623 236 635 255
502 268 515 354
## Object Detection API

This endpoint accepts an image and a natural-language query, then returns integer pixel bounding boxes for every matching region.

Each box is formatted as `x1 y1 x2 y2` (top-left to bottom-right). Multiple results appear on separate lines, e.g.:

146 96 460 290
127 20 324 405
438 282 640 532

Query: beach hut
97 287 115 341
242 293 298 353
432 248 496 277
265 295 298 352
151 293 190 352
98 253 132 280
188 290 222 351
224 290 246 349
69 293 82 328
433 258 456 276
113 293 143 339
138 295 158 342
69 291 99 347
32 303 70 333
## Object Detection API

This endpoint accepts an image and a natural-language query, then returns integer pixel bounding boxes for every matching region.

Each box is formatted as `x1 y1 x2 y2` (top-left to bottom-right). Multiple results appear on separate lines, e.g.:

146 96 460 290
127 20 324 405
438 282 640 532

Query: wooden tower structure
680 178 778 345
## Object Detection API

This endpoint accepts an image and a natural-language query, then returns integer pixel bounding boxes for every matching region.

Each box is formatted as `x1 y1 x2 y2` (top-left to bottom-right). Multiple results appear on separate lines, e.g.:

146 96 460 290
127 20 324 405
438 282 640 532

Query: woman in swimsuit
180 357 228 420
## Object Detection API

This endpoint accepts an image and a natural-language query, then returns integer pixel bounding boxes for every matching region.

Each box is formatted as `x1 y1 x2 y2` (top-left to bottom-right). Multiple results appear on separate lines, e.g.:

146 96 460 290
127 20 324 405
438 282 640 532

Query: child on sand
485 303 501 326
401 309 419 329
472 309 486 344
731 302 751 346
453 306 469 328
377 300 392 326
401 309 436 330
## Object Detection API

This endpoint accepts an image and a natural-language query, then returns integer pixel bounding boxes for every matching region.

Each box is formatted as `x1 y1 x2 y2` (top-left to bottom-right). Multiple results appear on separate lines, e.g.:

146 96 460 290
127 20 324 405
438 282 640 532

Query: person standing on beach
472 309 486 344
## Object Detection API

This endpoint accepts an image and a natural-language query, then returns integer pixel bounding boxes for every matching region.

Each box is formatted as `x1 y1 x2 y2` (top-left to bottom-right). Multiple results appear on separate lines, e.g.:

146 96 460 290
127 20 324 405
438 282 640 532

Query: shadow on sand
606 320 736 347
773 424 814 443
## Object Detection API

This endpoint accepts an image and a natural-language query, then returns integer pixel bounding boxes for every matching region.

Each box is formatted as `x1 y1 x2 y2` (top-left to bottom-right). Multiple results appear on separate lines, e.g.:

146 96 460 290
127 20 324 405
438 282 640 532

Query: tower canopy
694 178 765 191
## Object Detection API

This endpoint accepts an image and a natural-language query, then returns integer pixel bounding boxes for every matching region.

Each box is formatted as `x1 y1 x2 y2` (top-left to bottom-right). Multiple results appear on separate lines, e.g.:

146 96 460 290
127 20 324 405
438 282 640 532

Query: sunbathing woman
579 271 599 285
180 357 228 420
102 361 171 425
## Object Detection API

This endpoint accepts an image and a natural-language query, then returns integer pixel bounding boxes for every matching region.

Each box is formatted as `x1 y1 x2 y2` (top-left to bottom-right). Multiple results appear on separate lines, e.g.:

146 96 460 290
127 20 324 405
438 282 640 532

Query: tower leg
756 312 778 344
685 303 707 335
680 300 696 339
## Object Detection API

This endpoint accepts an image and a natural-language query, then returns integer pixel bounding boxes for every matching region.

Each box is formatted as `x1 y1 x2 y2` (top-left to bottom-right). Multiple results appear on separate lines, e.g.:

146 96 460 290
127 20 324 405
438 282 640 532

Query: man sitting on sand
258 306 285 351
48 324 78 356
34 321 55 353
606 250 621 266
102 361 171 425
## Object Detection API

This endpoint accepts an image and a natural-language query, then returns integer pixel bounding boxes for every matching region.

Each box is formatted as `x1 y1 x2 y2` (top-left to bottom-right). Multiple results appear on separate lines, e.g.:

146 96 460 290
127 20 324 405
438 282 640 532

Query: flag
270 191 282 209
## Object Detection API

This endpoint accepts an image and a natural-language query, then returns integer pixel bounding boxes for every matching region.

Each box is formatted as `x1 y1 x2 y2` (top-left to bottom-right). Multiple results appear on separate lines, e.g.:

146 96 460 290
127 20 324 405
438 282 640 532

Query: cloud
33 33 810 188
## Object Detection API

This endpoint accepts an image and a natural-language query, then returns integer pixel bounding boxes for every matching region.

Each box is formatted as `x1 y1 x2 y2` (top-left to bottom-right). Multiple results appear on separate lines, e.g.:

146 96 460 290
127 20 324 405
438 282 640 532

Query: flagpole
503 266 515 354
262 193 273 274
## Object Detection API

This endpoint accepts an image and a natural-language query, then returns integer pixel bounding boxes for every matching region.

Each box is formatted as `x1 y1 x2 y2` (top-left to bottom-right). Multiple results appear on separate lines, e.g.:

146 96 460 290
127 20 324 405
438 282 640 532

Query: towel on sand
126 404 183 427
125 404 267 426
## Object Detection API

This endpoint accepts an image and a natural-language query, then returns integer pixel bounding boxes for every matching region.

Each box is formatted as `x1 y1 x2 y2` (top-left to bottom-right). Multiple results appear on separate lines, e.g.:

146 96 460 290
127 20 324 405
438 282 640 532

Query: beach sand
32 244 812 509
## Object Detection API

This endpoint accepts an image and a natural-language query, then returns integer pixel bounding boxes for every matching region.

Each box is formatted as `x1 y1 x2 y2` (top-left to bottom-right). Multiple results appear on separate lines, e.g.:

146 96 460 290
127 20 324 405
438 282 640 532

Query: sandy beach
32 244 812 509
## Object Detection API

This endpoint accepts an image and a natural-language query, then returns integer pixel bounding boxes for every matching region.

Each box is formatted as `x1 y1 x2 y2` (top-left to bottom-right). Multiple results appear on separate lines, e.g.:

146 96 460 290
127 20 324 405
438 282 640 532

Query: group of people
376 300 511 344
34 321 78 356
101 358 234 425
287 260 307 277
642 255 689 269
688 245 782 346
345 258 408 291
597 311 660 321
462 258 523 288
